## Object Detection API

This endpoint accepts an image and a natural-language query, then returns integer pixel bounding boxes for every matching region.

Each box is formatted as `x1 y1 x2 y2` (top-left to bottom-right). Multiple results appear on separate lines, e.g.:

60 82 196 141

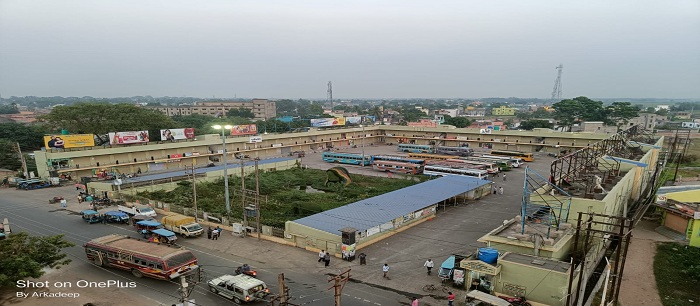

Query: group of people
491 172 507 195
318 249 331 267
207 226 221 240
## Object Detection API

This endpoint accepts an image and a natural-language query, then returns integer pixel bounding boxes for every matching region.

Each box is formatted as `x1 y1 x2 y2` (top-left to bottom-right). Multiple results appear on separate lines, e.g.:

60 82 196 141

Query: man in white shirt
383 264 390 279
318 249 325 262
424 259 434 275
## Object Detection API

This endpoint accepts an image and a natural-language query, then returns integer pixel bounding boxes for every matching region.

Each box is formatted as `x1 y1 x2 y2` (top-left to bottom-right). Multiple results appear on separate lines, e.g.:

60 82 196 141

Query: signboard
44 134 95 149
346 116 362 124
656 195 667 204
311 117 346 127
108 131 150 145
231 124 257 136
160 128 195 141
694 211 700 220
249 136 263 143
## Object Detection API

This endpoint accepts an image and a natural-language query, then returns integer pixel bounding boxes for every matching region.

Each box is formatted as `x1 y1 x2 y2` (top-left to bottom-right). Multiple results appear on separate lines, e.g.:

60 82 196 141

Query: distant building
465 108 486 117
491 106 517 116
655 105 670 111
469 120 506 131
407 119 438 128
151 99 276 120
436 109 460 117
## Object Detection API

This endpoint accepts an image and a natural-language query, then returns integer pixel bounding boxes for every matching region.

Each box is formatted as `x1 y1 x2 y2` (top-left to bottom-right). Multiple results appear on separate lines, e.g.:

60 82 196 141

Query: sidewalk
618 220 672 306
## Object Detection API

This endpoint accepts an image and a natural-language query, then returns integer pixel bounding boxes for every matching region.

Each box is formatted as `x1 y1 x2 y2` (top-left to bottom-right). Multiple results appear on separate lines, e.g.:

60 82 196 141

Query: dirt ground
618 221 673 306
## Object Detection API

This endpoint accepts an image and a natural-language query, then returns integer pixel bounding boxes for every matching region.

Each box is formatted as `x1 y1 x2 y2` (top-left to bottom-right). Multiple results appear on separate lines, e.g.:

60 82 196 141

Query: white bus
435 146 474 157
423 165 489 179
479 155 524 168
445 159 500 174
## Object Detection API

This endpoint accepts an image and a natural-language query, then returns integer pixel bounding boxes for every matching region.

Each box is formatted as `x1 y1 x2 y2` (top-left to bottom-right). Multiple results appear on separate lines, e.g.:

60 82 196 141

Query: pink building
408 119 438 127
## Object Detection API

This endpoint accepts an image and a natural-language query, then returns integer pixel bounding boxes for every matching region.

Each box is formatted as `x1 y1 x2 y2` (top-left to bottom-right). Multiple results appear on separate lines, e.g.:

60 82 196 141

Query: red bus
372 160 423 174
84 234 198 280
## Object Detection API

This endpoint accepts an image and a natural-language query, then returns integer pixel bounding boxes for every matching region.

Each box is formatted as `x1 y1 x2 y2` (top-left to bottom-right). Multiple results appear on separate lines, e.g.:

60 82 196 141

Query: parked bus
397 144 434 154
444 159 500 174
372 160 423 174
407 153 455 160
423 165 488 179
477 155 524 168
426 160 489 172
460 157 512 171
371 155 425 165
84 234 198 280
489 150 534 162
322 152 372 166
435 146 474 157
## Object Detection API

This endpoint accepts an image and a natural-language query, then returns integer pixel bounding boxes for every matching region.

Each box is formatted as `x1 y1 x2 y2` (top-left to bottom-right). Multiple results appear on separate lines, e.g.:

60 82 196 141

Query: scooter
49 196 64 204
235 265 257 278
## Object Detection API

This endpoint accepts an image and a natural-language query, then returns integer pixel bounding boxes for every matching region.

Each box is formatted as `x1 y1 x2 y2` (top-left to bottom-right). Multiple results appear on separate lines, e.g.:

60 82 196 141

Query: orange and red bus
84 234 198 280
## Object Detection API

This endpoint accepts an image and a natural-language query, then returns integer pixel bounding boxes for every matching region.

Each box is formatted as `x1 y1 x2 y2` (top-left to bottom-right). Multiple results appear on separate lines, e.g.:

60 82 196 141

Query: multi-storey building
491 106 517 116
151 99 276 120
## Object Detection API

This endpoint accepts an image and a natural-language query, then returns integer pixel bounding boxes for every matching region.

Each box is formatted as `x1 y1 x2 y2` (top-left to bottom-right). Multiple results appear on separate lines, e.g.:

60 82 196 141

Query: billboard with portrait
310 117 346 127
346 116 362 124
108 131 150 145
44 134 95 149
230 124 257 136
160 128 195 141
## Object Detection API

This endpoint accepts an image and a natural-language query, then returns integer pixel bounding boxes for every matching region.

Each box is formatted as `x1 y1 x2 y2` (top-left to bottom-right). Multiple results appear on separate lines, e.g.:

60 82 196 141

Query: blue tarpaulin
152 228 175 237
136 220 162 227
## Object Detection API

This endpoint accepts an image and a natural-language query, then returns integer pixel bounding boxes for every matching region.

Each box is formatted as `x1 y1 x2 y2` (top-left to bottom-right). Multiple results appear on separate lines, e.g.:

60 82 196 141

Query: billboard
44 134 95 149
346 116 362 124
310 117 346 127
230 124 257 136
109 131 150 145
160 128 195 141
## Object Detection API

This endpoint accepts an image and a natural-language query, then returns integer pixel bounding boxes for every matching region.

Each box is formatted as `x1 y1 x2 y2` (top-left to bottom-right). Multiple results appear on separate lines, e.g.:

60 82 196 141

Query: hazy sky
1 0 698 99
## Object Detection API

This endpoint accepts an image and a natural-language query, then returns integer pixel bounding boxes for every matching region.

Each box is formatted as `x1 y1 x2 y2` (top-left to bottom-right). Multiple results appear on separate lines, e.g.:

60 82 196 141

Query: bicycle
422 284 448 294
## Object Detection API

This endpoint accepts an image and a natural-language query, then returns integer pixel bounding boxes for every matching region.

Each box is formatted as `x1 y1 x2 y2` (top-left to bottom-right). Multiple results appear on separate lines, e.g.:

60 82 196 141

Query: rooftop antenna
551 64 563 104
327 81 333 111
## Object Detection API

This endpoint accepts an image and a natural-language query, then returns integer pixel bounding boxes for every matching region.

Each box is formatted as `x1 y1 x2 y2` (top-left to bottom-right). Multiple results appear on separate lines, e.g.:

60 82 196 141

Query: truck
118 203 157 218
161 215 204 238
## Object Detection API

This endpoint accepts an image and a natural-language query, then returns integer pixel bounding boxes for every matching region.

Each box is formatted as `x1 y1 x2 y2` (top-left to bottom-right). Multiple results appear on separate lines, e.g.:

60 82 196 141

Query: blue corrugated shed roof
293 175 491 235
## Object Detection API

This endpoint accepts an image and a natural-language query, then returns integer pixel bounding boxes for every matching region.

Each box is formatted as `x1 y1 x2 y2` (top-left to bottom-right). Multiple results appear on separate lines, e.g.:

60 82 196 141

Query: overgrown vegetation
653 242 700 306
136 168 427 227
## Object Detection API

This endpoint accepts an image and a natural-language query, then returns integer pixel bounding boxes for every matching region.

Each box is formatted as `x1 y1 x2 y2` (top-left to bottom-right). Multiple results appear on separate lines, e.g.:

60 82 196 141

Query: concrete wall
495 259 571 306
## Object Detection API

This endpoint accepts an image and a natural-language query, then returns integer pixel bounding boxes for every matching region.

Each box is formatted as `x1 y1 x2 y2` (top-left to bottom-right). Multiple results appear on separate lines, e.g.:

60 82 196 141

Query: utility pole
176 267 202 306
328 269 351 306
15 142 28 178
255 158 261 240
186 162 198 222
241 158 247 226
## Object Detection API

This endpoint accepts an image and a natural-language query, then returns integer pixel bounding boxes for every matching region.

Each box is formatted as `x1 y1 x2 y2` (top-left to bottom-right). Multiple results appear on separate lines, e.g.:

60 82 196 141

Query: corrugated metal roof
293 175 491 235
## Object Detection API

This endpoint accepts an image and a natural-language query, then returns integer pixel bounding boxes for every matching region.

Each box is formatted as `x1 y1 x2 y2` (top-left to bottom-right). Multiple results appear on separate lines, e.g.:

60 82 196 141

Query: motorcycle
498 295 531 306
49 196 64 204
235 265 257 278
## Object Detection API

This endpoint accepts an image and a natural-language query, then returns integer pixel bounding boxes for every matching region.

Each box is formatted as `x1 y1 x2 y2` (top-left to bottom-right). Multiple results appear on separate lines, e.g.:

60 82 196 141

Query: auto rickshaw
438 255 456 283
136 220 164 238
81 210 103 224
151 228 177 245
104 211 130 224
131 214 156 225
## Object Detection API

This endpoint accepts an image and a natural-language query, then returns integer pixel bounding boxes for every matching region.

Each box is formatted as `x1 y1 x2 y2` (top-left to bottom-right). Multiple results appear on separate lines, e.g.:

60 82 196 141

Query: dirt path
618 221 672 306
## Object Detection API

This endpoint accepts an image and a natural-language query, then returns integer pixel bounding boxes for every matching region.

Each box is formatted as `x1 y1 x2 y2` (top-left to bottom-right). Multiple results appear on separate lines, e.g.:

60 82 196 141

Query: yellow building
491 106 517 116
654 189 700 247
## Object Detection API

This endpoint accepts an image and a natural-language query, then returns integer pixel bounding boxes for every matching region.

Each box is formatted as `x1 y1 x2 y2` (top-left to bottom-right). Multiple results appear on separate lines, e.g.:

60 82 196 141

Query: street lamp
212 124 233 216
360 124 365 167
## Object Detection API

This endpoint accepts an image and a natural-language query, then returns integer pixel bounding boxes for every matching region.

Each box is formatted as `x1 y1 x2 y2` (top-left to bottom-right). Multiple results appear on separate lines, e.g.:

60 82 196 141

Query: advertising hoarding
108 131 150 145
230 124 257 136
160 128 195 141
249 136 263 143
346 116 362 124
44 134 95 149
310 117 346 127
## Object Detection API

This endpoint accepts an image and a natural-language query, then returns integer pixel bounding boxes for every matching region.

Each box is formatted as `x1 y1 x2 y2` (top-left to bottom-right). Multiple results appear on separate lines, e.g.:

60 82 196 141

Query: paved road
1 185 407 306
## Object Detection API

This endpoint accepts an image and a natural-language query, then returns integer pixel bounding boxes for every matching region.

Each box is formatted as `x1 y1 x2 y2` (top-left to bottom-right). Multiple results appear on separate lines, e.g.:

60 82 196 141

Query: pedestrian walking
207 227 213 239
382 264 390 279
60 198 67 208
492 185 497 195
412 298 419 306
318 250 326 262
502 173 507 181
424 259 434 275
499 187 504 195
324 252 331 267
447 291 455 306
212 228 220 240
359 253 367 265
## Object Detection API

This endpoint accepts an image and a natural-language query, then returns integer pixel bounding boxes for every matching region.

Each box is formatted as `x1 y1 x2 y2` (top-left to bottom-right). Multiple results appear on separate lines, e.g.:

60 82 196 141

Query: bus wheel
131 269 143 278
93 257 104 267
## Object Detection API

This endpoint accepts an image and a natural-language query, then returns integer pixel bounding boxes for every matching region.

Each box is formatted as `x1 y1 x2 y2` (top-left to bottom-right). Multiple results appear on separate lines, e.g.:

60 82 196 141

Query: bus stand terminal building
34 125 611 180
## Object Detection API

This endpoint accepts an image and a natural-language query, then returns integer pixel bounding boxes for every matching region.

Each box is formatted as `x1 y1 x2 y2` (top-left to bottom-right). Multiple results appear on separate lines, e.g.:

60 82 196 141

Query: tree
0 123 50 151
399 107 426 123
444 116 471 128
519 119 554 130
0 139 22 171
226 108 255 119
0 232 74 288
605 102 640 127
655 109 669 116
38 103 176 136
172 114 217 133
0 103 19 114
552 96 607 131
